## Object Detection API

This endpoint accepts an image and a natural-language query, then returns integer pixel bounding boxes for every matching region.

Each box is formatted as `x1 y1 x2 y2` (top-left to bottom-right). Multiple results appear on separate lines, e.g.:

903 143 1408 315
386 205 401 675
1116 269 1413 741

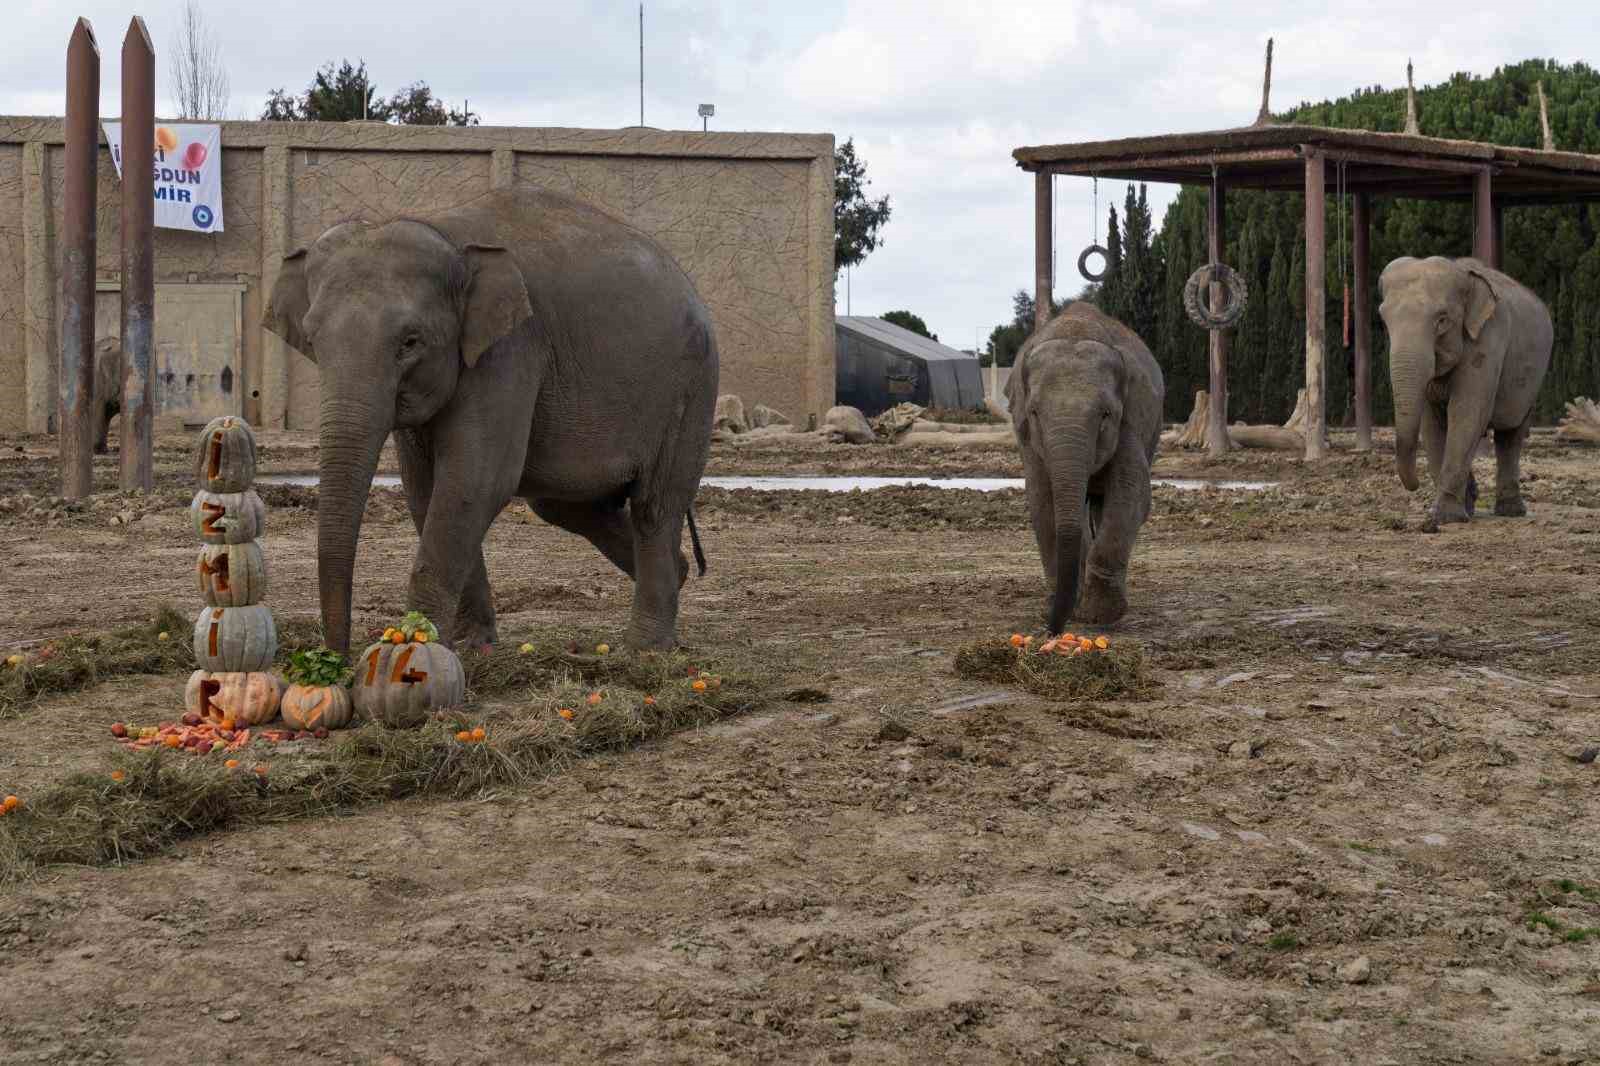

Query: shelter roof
836 317 978 363
1014 123 1600 203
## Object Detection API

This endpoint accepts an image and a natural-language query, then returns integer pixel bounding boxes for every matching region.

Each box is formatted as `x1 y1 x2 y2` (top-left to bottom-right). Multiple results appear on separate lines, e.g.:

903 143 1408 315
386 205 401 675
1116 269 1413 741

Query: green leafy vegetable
284 647 353 688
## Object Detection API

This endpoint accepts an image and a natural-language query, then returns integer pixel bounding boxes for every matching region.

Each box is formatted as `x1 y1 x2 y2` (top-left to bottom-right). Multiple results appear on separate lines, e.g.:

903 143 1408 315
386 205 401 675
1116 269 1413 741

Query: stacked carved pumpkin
187 416 281 726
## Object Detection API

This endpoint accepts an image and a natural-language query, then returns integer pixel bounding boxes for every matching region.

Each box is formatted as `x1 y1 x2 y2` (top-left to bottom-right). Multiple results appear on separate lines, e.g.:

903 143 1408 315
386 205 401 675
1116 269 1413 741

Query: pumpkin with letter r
185 670 281 726
193 415 257 493
352 613 465 728
281 647 356 731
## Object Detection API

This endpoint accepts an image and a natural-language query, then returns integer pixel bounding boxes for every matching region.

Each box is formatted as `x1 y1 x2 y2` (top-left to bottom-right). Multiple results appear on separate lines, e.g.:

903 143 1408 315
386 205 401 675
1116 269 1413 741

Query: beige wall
0 118 836 434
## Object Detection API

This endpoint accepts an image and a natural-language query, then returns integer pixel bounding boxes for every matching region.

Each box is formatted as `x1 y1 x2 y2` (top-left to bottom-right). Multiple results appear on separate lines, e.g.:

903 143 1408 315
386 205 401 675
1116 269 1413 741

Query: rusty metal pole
120 16 156 491
1206 177 1231 455
1473 168 1495 265
1352 192 1373 452
1034 171 1053 333
1304 149 1327 461
60 17 100 499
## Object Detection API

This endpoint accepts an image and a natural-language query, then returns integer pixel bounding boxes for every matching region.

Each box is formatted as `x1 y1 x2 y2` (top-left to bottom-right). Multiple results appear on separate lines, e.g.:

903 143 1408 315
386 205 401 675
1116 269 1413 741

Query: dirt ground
2 427 1599 1065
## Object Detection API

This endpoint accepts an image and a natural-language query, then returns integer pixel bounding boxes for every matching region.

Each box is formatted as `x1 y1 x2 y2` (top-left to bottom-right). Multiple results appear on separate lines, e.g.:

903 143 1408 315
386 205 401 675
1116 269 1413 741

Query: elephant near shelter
92 336 124 454
264 187 719 653
1379 256 1552 532
1005 303 1164 633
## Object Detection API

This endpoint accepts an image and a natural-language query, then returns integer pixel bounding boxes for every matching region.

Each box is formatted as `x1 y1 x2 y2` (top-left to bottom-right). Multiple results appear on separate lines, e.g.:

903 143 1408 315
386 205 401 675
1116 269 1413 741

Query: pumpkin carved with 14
352 639 466 728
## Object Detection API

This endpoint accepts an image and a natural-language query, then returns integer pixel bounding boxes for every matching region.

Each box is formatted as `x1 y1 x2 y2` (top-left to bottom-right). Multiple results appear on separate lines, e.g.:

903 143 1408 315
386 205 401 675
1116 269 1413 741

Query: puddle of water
257 473 1277 493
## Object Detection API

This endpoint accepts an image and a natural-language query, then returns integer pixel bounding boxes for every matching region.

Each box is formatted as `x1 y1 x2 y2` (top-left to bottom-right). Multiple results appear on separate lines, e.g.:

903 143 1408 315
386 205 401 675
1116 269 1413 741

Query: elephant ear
1463 267 1499 341
263 248 313 358
457 244 533 368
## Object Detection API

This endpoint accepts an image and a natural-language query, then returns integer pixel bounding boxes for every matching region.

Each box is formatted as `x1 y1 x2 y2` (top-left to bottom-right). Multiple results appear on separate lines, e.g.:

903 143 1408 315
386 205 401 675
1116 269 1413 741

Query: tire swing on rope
1183 166 1250 331
1077 176 1109 283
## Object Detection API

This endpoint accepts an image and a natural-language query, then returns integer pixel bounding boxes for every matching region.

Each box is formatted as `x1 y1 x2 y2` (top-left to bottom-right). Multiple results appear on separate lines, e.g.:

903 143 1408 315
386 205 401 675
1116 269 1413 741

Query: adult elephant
1379 256 1552 532
1006 303 1164 633
264 187 718 653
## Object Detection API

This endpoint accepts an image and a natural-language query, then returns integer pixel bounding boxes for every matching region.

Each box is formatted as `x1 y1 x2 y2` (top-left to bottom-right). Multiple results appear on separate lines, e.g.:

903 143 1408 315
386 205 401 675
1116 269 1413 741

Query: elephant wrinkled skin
1006 303 1164 633
264 187 718 653
1379 256 1552 532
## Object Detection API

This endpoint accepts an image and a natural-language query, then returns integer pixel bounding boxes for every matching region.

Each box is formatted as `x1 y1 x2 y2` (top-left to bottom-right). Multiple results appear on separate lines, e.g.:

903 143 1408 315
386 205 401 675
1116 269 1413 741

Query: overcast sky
5 1 1595 350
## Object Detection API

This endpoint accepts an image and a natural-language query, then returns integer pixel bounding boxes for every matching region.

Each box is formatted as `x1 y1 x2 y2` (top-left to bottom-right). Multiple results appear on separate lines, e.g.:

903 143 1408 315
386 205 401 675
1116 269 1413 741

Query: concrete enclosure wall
0 118 836 434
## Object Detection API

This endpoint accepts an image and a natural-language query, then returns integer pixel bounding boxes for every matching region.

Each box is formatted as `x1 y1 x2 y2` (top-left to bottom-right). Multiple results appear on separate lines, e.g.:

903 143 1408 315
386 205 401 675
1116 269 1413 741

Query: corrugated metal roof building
834 316 985 417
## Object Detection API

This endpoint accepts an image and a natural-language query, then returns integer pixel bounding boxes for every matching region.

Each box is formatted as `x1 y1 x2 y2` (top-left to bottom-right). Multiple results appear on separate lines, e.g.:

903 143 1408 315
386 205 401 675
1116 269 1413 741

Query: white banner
103 122 224 233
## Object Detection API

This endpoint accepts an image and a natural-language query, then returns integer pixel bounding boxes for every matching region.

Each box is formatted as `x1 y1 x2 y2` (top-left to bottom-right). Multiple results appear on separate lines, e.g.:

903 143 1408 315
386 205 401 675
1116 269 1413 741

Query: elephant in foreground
1006 303 1164 632
264 187 718 653
1379 256 1552 532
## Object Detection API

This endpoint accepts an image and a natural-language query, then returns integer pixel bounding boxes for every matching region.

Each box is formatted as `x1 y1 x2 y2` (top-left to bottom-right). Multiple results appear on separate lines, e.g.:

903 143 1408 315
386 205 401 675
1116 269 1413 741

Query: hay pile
954 635 1154 701
0 643 768 882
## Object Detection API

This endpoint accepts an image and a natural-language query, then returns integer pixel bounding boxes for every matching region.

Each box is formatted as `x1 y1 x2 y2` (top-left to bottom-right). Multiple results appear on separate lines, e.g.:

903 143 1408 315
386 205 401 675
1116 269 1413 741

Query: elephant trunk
1045 424 1092 636
316 387 391 653
1389 337 1436 492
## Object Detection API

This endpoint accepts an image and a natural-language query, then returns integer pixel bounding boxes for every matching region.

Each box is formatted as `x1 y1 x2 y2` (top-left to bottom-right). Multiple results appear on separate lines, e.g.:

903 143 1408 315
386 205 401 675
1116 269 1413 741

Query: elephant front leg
1425 387 1491 531
1078 447 1149 626
397 430 497 649
1492 419 1532 517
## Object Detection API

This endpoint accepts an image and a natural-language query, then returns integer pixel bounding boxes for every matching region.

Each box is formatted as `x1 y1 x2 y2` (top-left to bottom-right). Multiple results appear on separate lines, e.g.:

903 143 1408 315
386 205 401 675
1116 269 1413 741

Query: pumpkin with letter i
196 542 267 607
193 415 258 493
191 489 266 545
185 670 281 726
192 604 277 671
353 613 464 728
280 647 356 731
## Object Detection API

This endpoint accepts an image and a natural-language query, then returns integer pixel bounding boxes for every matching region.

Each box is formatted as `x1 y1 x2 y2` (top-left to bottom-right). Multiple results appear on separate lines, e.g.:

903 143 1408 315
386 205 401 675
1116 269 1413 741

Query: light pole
698 103 714 132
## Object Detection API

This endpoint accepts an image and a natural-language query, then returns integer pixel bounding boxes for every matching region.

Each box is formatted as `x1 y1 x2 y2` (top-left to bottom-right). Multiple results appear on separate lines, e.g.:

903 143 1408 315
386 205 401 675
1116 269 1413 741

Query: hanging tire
1183 262 1249 330
1077 244 1109 282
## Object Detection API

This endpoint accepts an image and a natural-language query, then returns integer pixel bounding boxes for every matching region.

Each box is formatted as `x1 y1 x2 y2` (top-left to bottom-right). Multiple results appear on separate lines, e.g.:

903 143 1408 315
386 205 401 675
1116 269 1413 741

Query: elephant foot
1430 500 1470 529
1494 496 1527 517
1077 579 1128 626
452 616 498 651
625 627 677 653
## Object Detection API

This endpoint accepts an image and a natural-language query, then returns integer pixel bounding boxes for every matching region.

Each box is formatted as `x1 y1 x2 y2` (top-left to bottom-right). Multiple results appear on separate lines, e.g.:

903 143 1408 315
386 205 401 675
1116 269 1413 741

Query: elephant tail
687 507 708 576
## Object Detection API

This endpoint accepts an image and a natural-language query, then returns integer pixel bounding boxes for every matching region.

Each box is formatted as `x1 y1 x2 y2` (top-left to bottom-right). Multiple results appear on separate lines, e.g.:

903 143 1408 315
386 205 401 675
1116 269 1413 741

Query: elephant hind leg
1492 417 1532 517
625 507 685 650
529 497 637 579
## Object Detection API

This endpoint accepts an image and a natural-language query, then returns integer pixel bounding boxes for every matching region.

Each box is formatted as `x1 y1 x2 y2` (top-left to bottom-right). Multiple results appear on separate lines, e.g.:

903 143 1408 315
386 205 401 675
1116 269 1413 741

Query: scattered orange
558 708 575 720
643 696 656 706
470 727 486 741
1009 634 1025 648
415 631 429 644
1078 637 1093 651
389 631 405 645
1094 636 1109 649
224 759 239 769
110 770 126 782
455 730 472 742
254 765 268 775
2 795 19 812
163 735 182 749
691 679 707 693
587 692 603 706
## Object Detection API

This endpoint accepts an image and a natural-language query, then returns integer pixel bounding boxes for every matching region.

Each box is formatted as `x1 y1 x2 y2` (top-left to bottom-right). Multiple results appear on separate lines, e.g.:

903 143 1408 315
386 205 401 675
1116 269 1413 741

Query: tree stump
1163 389 1304 451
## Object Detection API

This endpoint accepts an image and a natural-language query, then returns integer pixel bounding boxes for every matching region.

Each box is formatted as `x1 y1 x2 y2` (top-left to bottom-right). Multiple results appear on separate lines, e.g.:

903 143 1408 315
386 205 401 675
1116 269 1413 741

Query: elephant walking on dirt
1006 303 1164 633
1379 256 1552 532
264 187 718 653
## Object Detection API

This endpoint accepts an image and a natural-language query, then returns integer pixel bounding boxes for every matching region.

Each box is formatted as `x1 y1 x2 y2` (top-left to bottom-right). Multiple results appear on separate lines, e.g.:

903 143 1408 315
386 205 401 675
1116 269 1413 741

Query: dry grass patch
954 636 1154 701
0 645 769 882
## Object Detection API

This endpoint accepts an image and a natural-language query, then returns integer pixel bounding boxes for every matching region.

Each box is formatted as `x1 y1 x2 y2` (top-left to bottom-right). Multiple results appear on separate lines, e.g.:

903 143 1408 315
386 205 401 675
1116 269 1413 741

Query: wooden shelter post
1206 178 1231 455
1491 201 1504 270
1352 192 1373 451
1472 168 1495 265
1303 148 1327 460
1034 171 1053 332
60 18 100 500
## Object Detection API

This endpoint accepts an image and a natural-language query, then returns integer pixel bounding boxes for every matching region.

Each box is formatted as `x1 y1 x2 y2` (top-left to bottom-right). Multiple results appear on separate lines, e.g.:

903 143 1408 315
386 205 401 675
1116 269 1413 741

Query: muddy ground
1 427 1598 1065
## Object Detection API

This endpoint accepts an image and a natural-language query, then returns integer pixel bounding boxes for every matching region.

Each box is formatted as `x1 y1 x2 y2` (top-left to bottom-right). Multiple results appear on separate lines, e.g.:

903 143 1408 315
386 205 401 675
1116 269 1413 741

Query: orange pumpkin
280 684 355 731
185 670 281 726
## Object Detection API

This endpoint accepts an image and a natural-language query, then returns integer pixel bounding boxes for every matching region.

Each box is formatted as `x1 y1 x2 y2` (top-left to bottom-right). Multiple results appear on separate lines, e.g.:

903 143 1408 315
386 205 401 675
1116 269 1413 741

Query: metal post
1352 192 1373 452
1034 170 1052 333
1304 149 1328 461
120 16 156 491
60 17 100 499
1206 177 1231 455
1473 169 1495 265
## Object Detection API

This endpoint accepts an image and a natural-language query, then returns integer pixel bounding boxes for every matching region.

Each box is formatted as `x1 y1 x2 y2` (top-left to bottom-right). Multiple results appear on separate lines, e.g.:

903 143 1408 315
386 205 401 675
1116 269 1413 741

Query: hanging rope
1077 176 1108 282
1183 164 1249 330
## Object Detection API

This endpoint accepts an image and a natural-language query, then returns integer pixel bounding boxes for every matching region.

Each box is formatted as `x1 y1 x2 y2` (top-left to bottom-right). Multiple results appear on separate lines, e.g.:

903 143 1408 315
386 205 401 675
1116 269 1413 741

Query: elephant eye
398 332 422 355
